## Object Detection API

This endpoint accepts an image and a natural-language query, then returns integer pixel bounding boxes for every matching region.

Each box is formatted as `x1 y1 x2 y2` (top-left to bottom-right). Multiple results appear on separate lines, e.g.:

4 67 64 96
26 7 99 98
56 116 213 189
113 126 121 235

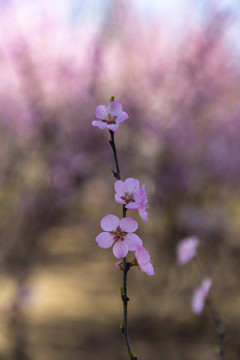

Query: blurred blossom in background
0 0 240 359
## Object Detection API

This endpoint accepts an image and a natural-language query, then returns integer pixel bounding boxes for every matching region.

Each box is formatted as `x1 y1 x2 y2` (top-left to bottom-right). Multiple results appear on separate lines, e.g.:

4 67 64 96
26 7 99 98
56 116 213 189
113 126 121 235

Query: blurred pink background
0 1 239 359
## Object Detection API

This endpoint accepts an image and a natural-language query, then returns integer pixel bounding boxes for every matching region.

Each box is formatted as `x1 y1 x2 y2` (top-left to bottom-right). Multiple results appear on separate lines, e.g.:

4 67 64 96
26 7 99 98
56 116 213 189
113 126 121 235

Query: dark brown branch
108 127 138 360
109 130 121 180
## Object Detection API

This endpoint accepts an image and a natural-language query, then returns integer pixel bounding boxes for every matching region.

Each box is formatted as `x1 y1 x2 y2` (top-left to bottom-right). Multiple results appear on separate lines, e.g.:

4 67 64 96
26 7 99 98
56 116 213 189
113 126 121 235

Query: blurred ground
0 180 239 360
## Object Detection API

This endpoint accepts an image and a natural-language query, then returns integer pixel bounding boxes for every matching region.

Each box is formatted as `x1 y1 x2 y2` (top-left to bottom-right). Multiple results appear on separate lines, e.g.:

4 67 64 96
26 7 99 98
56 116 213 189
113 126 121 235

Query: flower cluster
93 100 154 276
177 236 212 314
96 207 154 276
114 178 148 221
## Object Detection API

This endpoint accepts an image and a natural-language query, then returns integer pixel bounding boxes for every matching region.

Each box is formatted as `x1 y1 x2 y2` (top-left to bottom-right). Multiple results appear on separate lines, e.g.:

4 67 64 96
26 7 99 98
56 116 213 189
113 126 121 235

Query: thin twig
195 257 226 359
207 299 226 360
108 127 138 360
109 130 121 180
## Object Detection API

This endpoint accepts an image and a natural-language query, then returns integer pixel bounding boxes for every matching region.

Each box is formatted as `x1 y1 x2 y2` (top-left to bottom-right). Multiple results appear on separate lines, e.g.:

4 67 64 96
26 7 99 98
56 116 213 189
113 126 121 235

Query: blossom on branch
96 214 142 258
177 236 199 266
135 246 154 276
114 178 149 221
92 101 128 132
191 277 212 315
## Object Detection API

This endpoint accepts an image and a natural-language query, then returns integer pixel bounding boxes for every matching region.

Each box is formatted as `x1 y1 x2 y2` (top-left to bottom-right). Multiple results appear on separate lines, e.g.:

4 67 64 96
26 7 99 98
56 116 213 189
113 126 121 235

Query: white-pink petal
140 262 155 276
116 111 129 124
134 187 146 204
126 202 140 210
138 203 148 221
135 246 154 276
101 214 119 231
114 180 125 197
95 105 108 119
115 194 126 205
107 123 119 132
136 246 150 264
119 217 138 232
108 101 122 116
141 184 147 194
124 233 142 251
92 120 107 129
113 241 128 258
96 232 114 248
124 178 139 194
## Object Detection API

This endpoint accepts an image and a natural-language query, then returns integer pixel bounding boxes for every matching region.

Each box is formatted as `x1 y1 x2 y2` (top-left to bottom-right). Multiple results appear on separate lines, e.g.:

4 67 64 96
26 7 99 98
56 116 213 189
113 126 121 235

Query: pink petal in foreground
108 101 122 116
114 180 124 197
115 194 126 205
96 232 114 248
125 202 140 210
116 111 129 124
138 185 149 221
124 178 139 194
135 246 150 263
119 217 138 232
134 187 146 204
124 233 142 251
107 123 119 132
113 241 128 258
140 262 155 276
95 105 108 119
92 120 107 129
134 185 147 203
138 203 148 221
135 246 154 276
101 214 119 231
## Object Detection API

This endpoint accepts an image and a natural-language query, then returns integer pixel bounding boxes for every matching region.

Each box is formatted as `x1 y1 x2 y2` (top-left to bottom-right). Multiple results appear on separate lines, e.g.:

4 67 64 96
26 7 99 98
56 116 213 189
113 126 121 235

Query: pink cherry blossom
191 277 212 315
114 179 148 220
92 101 128 132
177 236 199 266
135 246 155 276
115 178 143 208
96 214 142 258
